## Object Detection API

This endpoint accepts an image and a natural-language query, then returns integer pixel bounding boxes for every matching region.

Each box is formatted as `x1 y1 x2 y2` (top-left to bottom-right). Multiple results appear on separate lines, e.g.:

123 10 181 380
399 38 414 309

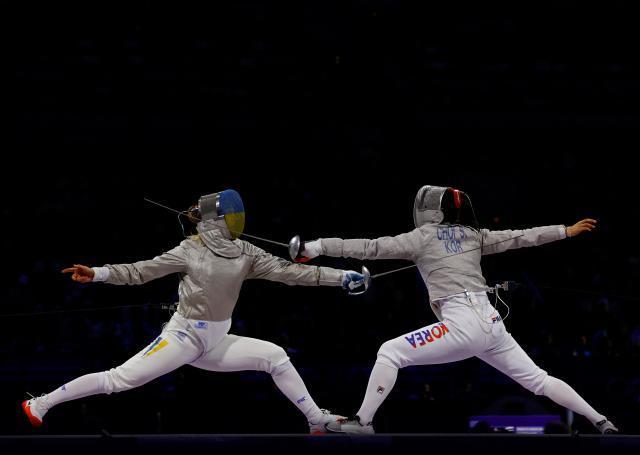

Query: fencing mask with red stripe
413 185 479 229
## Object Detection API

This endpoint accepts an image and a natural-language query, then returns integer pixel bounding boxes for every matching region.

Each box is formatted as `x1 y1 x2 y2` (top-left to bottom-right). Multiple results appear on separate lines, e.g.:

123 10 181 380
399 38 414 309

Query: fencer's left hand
61 264 95 283
566 218 597 238
342 270 366 294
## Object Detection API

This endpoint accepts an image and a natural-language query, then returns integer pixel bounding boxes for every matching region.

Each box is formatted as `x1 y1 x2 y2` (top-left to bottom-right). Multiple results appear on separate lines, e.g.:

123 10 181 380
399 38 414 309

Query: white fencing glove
301 239 322 259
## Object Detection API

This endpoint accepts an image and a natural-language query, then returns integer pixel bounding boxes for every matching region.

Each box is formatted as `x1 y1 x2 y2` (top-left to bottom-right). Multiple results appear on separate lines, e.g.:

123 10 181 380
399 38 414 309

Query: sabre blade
371 264 418 279
144 197 289 248
233 231 289 248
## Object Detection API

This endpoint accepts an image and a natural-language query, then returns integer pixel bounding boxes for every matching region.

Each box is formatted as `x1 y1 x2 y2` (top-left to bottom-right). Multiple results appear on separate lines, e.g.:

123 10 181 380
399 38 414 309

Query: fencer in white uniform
22 189 365 433
301 185 618 434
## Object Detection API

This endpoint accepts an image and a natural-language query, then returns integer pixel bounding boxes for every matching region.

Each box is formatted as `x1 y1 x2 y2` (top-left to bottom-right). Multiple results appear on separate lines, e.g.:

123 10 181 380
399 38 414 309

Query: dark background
5 0 640 435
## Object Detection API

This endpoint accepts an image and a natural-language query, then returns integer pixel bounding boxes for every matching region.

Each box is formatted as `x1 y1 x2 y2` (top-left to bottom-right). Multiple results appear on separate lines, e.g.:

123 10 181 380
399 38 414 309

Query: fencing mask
413 185 479 229
189 189 245 239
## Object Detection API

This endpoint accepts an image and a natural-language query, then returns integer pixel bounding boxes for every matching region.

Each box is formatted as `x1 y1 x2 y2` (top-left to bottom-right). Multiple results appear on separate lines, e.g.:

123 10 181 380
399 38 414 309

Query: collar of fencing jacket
197 224 243 258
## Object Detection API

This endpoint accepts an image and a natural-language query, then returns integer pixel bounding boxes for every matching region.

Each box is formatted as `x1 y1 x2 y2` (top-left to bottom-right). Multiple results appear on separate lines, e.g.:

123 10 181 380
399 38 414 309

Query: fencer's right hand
61 264 95 283
301 239 322 259
342 270 366 294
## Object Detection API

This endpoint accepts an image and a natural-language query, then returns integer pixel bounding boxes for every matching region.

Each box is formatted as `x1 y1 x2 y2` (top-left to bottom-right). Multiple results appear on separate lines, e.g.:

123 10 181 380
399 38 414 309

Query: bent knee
377 340 403 369
259 344 290 375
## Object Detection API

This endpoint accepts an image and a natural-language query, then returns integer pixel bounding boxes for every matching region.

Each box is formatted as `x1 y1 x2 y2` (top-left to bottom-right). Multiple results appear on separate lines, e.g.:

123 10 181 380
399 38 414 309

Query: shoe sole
21 401 42 428
325 426 374 435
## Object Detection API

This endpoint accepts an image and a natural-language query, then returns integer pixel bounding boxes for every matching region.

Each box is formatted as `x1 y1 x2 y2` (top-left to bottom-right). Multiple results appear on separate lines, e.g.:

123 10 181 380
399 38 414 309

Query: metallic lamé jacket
103 229 343 321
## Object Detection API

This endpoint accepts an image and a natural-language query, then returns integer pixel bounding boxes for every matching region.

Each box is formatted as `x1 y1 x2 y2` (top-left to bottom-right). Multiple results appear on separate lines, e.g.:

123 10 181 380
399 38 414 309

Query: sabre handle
347 266 371 296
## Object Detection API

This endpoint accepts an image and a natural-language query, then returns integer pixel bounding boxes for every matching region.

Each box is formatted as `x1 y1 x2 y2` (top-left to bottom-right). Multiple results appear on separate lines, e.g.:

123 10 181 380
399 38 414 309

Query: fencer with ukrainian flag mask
23 189 364 434
302 185 618 435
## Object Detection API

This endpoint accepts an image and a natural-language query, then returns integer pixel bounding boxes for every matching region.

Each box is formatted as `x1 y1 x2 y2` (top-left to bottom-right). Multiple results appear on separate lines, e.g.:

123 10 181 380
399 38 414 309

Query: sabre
148 196 527 294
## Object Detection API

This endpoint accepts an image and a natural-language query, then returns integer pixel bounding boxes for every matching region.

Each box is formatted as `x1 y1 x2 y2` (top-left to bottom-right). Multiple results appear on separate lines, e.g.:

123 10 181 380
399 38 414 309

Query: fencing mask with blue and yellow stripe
191 189 245 239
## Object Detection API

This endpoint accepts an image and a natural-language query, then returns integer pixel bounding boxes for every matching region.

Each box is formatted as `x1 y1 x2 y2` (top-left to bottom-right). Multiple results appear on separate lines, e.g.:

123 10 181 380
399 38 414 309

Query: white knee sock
271 361 323 424
356 361 399 425
40 372 106 414
543 376 605 424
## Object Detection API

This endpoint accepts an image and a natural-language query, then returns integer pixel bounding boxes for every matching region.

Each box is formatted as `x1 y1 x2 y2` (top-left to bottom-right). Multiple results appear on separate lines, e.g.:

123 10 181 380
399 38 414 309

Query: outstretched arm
304 229 423 261
62 242 188 285
246 242 344 287
481 218 596 255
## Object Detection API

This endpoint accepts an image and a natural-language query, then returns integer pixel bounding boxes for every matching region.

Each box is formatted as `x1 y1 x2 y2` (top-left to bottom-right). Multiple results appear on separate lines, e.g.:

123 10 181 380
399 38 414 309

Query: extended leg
477 331 616 433
23 328 201 427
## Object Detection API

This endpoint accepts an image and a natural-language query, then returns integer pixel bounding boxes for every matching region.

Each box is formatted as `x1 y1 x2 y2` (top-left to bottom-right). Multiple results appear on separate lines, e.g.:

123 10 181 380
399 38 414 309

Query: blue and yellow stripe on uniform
142 336 169 357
